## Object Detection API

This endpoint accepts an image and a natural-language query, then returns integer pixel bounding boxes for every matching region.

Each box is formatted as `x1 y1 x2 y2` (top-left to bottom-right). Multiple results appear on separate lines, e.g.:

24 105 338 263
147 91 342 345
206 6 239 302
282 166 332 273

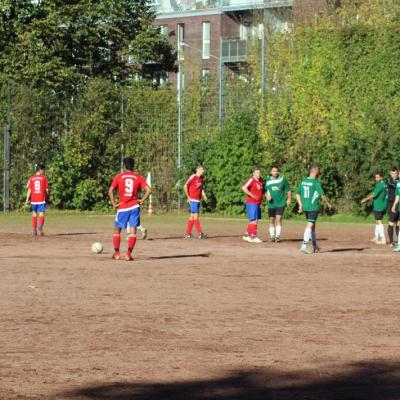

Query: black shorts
305 211 319 223
374 210 386 221
268 207 285 218
387 206 399 223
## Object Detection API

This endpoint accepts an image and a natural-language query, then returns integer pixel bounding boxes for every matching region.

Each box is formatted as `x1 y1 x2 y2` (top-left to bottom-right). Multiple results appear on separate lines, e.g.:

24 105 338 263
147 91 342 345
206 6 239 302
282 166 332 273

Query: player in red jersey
242 167 264 243
25 164 49 236
108 157 152 261
184 165 207 239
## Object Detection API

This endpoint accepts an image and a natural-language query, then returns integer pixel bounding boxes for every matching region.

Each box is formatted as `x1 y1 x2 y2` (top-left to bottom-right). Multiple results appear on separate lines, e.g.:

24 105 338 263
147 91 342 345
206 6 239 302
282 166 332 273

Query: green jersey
372 181 387 212
265 176 291 209
296 177 324 212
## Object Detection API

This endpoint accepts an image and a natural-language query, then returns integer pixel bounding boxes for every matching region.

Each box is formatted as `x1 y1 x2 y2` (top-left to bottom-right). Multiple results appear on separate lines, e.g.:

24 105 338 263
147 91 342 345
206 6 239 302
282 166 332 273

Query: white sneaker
141 227 148 240
252 237 263 243
242 235 252 242
377 238 387 245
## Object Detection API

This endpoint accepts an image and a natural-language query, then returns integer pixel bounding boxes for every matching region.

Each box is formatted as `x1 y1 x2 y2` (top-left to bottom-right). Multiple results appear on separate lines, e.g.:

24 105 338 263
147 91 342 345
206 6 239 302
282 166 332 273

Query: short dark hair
36 163 45 171
391 166 398 172
309 164 319 173
123 157 134 170
271 165 280 171
375 172 384 177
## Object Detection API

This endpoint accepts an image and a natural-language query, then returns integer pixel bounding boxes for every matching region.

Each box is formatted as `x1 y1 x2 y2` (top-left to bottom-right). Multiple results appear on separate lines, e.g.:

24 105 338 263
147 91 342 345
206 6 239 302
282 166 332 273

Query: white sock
303 227 312 244
378 224 385 239
276 225 282 237
374 225 378 238
311 229 317 246
269 227 275 238
138 225 144 232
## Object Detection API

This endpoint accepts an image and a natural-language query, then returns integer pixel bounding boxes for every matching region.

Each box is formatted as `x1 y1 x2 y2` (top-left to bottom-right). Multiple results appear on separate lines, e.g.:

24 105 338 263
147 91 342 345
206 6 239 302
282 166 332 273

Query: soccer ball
91 242 103 254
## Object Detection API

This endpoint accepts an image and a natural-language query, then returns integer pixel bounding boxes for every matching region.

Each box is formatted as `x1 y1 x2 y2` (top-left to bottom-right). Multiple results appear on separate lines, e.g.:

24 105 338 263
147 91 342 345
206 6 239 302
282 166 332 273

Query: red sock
113 233 121 251
39 215 45 227
127 234 137 253
247 223 257 236
186 220 194 235
194 219 202 234
32 216 37 230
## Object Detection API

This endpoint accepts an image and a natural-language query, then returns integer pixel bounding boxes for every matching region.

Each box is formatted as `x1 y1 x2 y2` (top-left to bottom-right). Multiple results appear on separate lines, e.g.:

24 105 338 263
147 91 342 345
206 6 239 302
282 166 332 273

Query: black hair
391 166 398 172
271 165 280 171
375 172 384 177
123 157 134 170
36 164 45 171
309 164 319 173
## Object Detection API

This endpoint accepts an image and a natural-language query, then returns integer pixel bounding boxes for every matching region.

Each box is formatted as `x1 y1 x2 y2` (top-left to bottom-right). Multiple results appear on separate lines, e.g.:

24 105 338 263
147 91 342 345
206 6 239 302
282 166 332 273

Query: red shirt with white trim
244 176 264 205
186 174 204 202
111 170 148 211
27 174 48 204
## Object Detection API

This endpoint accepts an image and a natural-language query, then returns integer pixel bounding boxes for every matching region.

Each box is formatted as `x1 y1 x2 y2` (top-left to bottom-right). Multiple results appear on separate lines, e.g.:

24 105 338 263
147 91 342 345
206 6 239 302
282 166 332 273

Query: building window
159 25 168 36
177 23 185 60
202 22 210 59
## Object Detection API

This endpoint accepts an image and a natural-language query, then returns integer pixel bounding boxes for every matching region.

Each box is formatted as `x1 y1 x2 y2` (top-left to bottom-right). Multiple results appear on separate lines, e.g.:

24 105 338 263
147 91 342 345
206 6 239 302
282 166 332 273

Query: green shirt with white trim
296 177 324 212
265 176 291 209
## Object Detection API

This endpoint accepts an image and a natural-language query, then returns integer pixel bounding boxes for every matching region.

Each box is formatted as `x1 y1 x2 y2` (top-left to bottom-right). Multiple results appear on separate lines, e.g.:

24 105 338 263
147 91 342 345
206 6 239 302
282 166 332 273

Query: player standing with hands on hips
184 165 207 239
108 157 152 261
25 164 49 236
265 166 291 242
296 165 331 254
360 173 387 245
242 167 264 243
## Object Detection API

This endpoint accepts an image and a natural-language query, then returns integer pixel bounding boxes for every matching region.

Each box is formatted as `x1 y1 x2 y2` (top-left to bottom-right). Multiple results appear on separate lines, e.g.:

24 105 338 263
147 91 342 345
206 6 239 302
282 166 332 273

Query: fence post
3 123 10 212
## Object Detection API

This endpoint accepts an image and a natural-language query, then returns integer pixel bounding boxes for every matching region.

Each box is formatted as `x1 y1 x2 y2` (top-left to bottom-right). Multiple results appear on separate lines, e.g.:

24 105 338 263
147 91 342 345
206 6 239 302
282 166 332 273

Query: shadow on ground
59 361 400 400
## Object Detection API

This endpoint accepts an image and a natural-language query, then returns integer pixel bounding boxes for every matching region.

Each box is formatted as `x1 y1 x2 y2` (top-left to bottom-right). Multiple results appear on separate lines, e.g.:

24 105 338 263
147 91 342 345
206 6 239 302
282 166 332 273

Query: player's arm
138 184 152 204
321 194 332 210
201 190 207 202
242 182 256 200
265 189 271 202
360 194 373 204
296 193 302 213
108 185 117 209
25 188 31 206
286 190 292 206
184 182 190 201
392 195 400 213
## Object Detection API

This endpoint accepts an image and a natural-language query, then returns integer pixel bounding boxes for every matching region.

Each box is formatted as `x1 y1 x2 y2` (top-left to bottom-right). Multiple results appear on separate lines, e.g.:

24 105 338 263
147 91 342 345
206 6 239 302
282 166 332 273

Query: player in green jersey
296 165 332 254
361 172 388 245
265 166 292 242
391 180 400 252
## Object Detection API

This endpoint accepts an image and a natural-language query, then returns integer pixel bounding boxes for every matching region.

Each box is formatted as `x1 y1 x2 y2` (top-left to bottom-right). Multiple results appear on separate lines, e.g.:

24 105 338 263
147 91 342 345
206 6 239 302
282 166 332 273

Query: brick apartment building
147 0 328 85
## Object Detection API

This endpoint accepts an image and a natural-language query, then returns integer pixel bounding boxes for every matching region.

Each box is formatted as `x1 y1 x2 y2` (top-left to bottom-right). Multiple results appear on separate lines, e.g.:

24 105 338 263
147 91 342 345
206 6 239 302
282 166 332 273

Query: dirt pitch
1 214 400 400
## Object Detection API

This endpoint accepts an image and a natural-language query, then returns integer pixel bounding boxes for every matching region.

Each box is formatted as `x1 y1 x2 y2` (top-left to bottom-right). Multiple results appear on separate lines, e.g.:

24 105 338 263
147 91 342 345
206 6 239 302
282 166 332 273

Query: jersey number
303 186 310 199
125 178 134 196
34 181 41 192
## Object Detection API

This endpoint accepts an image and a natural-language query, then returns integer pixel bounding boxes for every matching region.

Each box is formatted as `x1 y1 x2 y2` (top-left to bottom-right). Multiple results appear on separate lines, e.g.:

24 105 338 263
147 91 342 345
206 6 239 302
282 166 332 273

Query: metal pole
177 61 183 210
120 96 124 172
3 123 10 212
219 38 225 129
261 14 267 99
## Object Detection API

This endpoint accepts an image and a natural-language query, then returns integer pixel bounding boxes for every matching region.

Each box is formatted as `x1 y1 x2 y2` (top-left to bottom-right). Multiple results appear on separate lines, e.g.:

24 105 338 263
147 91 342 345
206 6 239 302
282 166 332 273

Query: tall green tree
0 0 175 90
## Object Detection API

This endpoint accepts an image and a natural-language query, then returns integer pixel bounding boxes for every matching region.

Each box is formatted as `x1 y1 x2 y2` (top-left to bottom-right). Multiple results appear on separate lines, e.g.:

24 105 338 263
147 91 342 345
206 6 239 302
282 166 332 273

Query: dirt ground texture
1 214 400 400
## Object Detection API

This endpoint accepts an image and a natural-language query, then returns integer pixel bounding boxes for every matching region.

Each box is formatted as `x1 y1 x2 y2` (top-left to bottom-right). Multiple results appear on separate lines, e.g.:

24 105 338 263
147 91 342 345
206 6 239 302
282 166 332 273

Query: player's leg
31 207 38 236
125 208 141 261
300 212 314 254
193 212 206 239
243 203 260 242
387 207 396 246
275 210 284 242
394 221 400 252
376 218 386 244
251 205 262 243
268 208 276 242
113 210 128 260
185 202 196 238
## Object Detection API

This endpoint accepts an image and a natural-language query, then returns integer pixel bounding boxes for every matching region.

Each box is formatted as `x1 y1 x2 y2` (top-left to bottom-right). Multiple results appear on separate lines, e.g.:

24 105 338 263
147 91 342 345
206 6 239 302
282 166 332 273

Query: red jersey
186 174 204 201
244 176 264 205
27 174 48 204
111 170 148 211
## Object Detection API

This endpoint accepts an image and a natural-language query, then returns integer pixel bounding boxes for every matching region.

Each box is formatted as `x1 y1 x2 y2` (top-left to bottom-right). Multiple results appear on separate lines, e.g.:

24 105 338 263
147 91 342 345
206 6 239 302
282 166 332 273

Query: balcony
221 38 248 63
150 0 292 16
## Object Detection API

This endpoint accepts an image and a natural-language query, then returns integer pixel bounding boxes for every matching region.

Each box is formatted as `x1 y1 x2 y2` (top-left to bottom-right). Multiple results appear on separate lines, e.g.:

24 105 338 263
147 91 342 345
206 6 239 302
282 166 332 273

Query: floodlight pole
177 59 183 211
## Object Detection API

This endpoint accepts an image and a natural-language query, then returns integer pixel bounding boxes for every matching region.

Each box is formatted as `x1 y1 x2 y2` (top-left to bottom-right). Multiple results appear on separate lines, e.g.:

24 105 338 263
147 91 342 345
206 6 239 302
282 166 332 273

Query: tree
0 0 176 90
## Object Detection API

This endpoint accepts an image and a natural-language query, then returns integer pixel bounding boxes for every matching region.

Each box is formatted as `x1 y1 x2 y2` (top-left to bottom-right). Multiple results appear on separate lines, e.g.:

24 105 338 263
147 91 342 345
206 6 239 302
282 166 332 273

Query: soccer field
1 213 400 400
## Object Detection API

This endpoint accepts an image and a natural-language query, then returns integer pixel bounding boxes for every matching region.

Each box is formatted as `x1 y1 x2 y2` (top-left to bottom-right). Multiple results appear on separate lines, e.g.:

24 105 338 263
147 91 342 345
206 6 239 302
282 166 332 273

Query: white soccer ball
91 242 103 254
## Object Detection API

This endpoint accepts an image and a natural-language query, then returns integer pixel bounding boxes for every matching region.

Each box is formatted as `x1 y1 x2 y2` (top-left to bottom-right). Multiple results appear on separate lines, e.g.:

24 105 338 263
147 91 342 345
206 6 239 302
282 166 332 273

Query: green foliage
205 112 263 214
72 179 107 211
